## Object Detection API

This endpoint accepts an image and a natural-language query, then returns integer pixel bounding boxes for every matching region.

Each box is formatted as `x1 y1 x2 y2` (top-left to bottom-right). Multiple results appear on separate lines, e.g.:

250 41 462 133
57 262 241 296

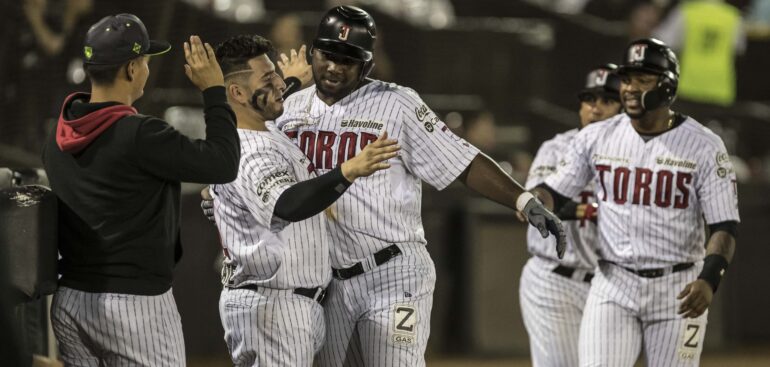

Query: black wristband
556 200 579 220
282 77 302 98
698 254 729 292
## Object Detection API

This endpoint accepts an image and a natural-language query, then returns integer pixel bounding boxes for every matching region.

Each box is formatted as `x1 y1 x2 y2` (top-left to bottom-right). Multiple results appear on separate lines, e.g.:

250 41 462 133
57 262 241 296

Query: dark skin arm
456 153 527 208
677 231 736 318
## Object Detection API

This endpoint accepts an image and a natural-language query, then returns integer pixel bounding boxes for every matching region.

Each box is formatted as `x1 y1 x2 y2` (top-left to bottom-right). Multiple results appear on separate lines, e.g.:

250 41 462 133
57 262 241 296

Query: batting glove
517 192 567 259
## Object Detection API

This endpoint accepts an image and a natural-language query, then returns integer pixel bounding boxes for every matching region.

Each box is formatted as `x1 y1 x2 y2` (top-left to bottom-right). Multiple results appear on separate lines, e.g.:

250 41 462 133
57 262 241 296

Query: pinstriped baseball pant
51 286 185 367
579 262 708 366
317 244 435 367
520 256 592 367
219 287 325 367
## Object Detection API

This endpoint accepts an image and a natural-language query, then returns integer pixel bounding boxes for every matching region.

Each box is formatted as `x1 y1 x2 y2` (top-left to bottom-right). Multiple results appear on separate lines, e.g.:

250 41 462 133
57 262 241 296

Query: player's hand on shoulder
183 35 224 91
200 186 215 223
519 193 567 259
278 45 313 88
341 132 400 182
677 279 713 318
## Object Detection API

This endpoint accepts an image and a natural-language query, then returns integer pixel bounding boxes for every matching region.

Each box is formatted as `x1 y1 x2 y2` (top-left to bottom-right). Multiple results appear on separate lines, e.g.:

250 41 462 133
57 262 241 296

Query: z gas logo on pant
391 304 417 346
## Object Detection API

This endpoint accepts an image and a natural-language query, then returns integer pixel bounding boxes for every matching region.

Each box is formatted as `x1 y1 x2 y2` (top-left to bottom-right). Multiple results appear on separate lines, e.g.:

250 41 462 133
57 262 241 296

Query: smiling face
620 71 660 118
311 49 363 104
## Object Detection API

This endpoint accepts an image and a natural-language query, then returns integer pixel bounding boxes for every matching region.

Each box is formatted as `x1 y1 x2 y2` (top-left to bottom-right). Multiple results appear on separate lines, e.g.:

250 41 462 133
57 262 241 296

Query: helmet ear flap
641 77 676 111
361 60 375 80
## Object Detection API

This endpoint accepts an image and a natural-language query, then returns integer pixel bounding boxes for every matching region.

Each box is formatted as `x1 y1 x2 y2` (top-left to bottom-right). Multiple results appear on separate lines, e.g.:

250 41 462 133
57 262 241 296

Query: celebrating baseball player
43 14 239 366
520 63 622 366
209 34 399 366
272 5 566 366
531 38 739 366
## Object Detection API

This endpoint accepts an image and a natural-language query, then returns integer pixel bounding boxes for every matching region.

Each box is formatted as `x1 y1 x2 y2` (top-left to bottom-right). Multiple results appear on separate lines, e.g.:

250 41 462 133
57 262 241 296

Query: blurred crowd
2 0 770 182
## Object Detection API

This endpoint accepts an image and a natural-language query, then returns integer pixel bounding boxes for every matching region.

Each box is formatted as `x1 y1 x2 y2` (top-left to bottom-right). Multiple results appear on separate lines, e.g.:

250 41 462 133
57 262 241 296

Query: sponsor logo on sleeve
256 170 295 202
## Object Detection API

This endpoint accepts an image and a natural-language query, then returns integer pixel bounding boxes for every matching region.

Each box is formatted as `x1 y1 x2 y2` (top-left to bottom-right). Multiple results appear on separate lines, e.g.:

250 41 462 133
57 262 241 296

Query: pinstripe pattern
211 127 331 290
211 126 332 365
579 262 708 366
51 286 185 366
276 80 478 365
277 81 480 268
219 287 324 367
525 128 599 269
520 256 591 367
521 128 599 366
545 114 740 268
543 114 738 366
319 244 435 367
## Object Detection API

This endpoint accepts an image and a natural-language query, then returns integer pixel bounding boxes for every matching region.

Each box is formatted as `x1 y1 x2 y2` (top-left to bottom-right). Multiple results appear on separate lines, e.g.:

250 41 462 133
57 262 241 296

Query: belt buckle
315 288 327 303
638 269 663 278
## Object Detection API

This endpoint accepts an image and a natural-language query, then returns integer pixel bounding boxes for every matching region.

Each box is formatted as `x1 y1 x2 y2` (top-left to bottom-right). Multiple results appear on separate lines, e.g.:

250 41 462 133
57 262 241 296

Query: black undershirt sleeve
273 166 352 222
708 220 738 239
536 183 571 213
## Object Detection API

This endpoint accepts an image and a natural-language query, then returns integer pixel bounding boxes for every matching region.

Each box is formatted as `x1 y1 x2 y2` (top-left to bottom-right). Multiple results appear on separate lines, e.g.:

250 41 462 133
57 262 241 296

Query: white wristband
516 192 535 212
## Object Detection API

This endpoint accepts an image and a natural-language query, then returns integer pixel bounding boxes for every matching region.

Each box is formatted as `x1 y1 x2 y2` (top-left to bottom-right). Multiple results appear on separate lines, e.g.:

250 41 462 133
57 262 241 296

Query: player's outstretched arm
272 133 399 222
678 225 737 318
277 44 313 97
458 153 567 258
198 135 400 223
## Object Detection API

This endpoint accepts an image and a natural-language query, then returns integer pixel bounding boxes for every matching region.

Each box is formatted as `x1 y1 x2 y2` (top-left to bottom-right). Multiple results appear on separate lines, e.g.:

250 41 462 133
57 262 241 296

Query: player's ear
227 83 247 104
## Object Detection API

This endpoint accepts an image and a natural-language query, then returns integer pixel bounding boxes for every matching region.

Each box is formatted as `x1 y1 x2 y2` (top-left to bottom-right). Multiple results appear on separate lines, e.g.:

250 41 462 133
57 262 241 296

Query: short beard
625 108 646 119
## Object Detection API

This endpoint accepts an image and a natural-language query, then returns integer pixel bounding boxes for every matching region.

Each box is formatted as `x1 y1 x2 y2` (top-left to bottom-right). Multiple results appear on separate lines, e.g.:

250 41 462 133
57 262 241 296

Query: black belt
552 265 594 283
332 244 402 280
606 261 694 278
236 284 327 304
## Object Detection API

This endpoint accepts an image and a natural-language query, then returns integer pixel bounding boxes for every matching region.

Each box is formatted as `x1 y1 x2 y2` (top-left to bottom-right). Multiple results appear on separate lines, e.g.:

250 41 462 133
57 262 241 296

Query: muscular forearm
457 153 526 210
705 230 736 263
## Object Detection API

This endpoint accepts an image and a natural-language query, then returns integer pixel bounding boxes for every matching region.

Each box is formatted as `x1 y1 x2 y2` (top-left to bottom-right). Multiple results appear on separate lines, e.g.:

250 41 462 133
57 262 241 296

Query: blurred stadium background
2 0 770 365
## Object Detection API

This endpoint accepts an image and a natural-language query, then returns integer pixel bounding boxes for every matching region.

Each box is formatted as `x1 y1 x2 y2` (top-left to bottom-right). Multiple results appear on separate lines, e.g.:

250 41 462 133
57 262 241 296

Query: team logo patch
132 42 142 54
716 152 731 167
587 69 608 88
391 304 417 347
338 25 351 41
415 104 441 132
84 46 93 59
678 320 702 360
629 44 648 63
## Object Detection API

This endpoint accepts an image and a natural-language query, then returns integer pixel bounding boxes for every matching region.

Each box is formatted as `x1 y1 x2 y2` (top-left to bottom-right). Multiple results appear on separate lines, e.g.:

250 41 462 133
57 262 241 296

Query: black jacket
42 86 239 295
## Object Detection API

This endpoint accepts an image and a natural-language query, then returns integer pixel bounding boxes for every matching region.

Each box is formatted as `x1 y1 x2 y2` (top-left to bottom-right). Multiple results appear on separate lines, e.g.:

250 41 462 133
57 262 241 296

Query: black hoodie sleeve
133 86 240 184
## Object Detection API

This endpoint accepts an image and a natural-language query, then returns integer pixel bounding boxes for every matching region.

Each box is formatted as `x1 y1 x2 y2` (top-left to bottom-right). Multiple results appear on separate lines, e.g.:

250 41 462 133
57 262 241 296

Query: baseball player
209 35 399 366
43 14 238 367
273 6 566 366
532 38 739 366
520 64 622 366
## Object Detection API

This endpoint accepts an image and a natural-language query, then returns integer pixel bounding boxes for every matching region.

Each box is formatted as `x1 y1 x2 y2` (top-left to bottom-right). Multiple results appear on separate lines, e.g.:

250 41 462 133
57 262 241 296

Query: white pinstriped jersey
526 128 599 269
545 114 740 268
276 81 480 267
211 126 331 289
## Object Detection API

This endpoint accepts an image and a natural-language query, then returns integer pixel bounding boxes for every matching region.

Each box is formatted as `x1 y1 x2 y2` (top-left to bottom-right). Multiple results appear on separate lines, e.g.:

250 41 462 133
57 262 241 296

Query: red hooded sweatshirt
56 92 137 153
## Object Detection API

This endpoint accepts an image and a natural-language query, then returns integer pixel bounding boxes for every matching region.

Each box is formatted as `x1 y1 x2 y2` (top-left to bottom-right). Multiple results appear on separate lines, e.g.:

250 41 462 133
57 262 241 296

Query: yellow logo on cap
132 42 142 54
84 46 93 59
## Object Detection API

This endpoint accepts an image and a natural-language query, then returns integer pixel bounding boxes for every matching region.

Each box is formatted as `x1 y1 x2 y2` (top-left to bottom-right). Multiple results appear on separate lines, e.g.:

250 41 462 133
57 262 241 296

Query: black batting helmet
618 38 680 110
313 6 376 63
578 63 621 102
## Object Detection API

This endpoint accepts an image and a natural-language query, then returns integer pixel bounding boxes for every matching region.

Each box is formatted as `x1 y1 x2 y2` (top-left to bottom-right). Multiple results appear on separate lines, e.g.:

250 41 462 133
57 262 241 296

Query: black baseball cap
83 13 171 65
